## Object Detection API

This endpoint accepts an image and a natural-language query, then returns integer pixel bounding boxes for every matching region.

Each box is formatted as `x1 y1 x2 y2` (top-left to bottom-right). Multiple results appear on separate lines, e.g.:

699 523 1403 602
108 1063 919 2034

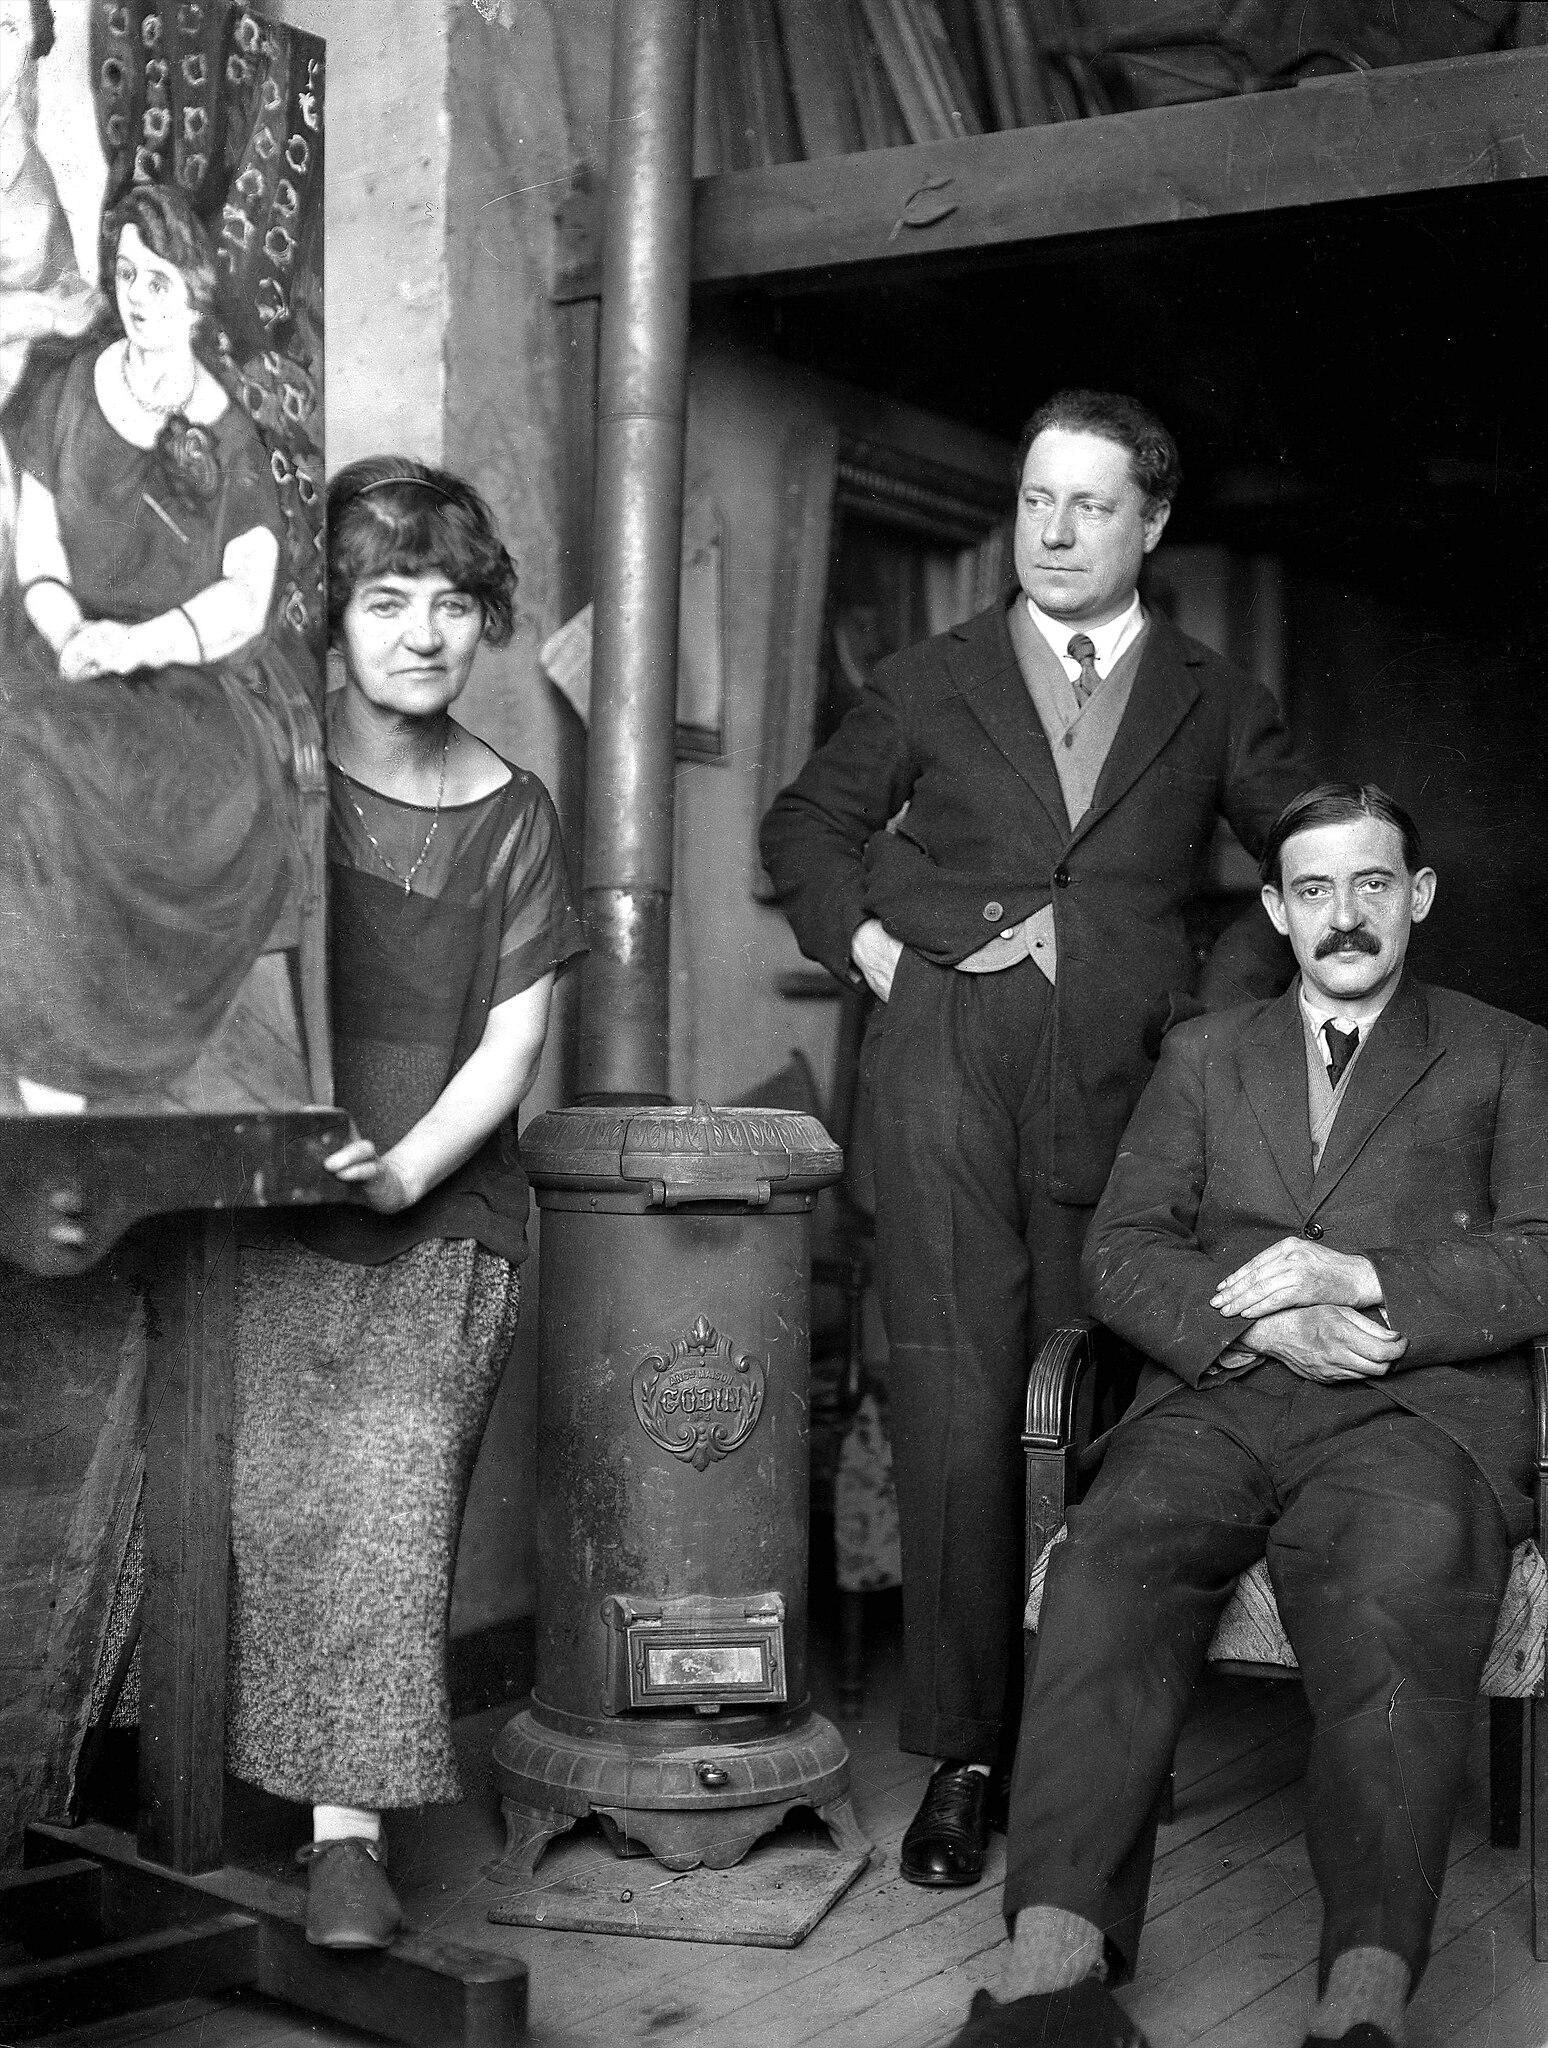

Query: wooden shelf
0 1109 349 1276
672 46 1548 293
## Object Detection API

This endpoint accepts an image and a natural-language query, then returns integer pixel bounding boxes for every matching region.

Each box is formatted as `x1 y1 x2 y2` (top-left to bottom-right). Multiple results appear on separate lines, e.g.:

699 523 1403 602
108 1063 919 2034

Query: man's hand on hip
1211 1237 1383 1321
1244 1305 1408 1382
850 918 904 1003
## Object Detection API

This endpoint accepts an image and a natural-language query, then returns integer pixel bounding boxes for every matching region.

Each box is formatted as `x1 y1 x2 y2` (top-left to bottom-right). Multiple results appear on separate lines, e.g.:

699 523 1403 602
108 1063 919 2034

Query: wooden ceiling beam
681 47 1548 292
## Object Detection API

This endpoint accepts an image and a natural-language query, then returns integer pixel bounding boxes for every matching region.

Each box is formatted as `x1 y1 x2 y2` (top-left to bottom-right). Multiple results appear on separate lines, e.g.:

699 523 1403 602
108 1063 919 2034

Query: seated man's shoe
1302 2030 1398 2048
297 1836 404 1950
949 1979 1150 2046
900 1762 991 1887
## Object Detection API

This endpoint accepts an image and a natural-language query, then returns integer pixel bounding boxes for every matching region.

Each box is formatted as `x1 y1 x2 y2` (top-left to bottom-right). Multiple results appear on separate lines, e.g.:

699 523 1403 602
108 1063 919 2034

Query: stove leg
486 1798 574 1884
817 1794 871 1858
594 1811 652 1858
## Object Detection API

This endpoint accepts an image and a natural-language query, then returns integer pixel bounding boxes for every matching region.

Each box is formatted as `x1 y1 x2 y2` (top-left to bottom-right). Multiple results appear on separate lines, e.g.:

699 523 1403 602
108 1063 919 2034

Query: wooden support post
137 1215 237 1873
1490 1696 1524 1850
1534 1699 1548 1961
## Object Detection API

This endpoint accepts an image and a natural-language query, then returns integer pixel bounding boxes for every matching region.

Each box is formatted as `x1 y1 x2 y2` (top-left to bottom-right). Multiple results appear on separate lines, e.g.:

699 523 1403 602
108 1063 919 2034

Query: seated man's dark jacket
760 597 1307 1205
1083 971 1548 1542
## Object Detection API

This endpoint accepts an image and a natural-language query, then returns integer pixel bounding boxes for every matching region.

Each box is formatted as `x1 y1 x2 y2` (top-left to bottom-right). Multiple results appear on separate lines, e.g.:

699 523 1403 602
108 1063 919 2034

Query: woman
1 181 305 1110
226 458 585 1949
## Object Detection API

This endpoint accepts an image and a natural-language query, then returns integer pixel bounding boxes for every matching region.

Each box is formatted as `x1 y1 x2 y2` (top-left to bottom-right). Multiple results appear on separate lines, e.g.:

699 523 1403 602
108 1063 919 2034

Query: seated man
955 783 1548 2048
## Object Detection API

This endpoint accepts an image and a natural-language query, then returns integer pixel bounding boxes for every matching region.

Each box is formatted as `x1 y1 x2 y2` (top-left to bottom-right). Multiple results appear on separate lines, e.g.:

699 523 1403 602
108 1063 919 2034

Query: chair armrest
1024 1319 1100 1582
1023 1318 1100 1452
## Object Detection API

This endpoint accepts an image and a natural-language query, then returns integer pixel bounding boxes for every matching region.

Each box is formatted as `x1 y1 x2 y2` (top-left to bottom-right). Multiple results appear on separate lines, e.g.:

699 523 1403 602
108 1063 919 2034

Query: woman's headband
349 474 461 504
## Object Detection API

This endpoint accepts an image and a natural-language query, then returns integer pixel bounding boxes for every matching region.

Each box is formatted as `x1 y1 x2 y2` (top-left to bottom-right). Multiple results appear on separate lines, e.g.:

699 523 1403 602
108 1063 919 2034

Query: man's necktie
1067 633 1101 707
1323 1020 1359 1087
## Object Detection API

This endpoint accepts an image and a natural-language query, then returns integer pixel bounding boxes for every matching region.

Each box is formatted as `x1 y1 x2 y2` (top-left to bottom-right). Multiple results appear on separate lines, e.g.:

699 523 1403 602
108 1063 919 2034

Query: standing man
760 390 1309 1887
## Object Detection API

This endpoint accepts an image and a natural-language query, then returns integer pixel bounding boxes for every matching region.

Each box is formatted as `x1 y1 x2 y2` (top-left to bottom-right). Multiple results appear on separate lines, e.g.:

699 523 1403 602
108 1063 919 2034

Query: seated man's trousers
867 952 1091 1765
1004 1363 1527 1990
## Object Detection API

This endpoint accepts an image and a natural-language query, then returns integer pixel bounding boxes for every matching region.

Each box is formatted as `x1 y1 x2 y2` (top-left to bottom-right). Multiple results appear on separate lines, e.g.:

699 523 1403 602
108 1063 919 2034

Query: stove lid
523 1101 842 1202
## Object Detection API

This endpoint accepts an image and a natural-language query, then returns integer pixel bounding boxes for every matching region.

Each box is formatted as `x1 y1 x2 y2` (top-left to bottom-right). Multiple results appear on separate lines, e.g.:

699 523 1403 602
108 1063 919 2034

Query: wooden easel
0 1121 528 2045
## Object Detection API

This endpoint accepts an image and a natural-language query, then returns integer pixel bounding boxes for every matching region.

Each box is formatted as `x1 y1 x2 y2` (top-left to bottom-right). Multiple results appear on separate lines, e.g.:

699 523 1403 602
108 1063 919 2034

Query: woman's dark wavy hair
1014 387 1182 510
1259 781 1424 890
326 459 517 648
101 183 219 327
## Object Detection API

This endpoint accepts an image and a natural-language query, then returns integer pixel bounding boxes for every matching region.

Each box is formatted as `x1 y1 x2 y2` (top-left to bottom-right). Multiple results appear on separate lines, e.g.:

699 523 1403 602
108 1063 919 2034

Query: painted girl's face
115 224 198 355
0 0 33 108
340 571 485 721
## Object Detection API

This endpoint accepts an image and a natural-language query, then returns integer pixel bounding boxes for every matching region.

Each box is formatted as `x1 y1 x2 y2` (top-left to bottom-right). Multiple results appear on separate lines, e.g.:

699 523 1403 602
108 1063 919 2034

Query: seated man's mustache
1315 927 1381 958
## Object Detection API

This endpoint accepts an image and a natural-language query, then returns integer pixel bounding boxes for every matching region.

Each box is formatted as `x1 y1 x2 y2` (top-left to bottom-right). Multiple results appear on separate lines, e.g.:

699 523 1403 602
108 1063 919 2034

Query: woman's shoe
296 1836 404 1950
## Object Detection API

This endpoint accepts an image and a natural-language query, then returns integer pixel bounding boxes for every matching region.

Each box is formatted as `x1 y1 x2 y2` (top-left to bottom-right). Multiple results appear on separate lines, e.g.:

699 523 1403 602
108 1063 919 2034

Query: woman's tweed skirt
226 1234 521 1808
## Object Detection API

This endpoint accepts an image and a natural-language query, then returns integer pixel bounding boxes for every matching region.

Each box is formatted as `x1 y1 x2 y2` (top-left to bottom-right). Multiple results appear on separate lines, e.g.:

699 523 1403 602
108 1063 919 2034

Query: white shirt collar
1298 976 1398 1042
1025 591 1144 678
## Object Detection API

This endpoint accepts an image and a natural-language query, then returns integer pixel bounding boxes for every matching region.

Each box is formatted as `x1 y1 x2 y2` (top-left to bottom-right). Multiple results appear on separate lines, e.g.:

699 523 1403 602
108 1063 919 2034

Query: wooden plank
255 1925 527 2048
1143 1807 1493 2045
1448 1954 1548 2047
1146 1776 1306 1923
1398 1855 1536 2046
489 1686 1303 2046
0 1914 258 2040
0 1861 103 1950
504 1766 988 2037
137 1218 236 1875
28 1826 529 2048
0 1108 349 1278
1185 1834 1530 2047
26 1693 1548 2048
682 46 1548 292
30 1993 248 2048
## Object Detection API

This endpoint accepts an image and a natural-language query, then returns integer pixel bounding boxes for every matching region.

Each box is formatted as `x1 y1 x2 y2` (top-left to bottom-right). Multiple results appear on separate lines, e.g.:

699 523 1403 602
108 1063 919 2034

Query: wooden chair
1021 1320 1548 1956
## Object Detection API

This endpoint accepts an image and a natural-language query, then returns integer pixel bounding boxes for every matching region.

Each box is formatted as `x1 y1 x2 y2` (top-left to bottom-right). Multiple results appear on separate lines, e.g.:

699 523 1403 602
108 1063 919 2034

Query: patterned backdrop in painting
91 0 325 663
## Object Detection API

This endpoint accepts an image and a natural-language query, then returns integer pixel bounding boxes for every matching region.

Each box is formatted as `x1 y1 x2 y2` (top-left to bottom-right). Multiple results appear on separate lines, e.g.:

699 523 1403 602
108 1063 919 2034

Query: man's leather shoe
1302 2029 1397 2047
297 1836 404 1949
900 1762 991 1887
949 1980 1151 2045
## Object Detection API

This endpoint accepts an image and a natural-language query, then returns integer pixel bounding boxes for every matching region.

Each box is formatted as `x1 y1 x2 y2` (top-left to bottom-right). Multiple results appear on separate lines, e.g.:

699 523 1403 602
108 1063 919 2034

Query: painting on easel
0 0 327 1122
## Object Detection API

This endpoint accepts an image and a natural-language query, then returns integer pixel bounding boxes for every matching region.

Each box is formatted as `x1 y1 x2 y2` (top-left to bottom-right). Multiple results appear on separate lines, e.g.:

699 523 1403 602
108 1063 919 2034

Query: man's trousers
1004 1364 1525 1988
867 951 1092 1765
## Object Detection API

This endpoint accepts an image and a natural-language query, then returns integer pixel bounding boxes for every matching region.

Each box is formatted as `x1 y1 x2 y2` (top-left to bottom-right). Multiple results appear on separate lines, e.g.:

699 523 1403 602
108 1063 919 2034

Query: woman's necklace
331 724 452 896
119 340 198 421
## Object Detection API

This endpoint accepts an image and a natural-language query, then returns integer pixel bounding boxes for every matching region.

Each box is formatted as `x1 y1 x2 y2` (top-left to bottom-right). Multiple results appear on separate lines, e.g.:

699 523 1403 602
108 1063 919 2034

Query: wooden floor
32 1603 1548 2048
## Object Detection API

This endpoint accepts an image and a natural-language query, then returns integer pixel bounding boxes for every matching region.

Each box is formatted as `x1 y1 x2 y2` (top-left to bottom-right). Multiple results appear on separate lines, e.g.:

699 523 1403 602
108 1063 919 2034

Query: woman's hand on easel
323 1135 414 1214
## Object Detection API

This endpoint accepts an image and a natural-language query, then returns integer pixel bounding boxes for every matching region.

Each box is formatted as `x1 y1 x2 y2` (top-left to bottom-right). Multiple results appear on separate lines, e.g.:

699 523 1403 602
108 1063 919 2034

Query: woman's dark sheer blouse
297 758 586 1266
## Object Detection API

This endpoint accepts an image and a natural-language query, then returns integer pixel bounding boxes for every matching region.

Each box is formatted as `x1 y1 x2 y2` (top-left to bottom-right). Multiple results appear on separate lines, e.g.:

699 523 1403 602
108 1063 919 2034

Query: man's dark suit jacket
1083 973 1548 1539
760 597 1308 1204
